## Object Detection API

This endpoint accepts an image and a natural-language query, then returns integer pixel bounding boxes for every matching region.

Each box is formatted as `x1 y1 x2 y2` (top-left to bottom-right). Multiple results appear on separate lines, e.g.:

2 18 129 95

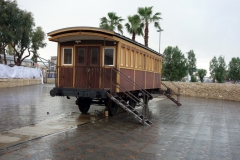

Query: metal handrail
111 82 148 108
161 81 180 102
161 81 180 95
111 68 152 99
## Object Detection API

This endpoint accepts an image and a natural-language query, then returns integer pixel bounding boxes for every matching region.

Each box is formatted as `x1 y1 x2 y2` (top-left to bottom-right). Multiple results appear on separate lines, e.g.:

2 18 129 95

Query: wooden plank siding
117 41 162 91
49 27 163 91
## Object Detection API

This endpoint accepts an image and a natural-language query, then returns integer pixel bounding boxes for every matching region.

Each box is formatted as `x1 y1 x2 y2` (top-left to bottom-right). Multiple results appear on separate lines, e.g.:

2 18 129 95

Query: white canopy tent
0 64 43 84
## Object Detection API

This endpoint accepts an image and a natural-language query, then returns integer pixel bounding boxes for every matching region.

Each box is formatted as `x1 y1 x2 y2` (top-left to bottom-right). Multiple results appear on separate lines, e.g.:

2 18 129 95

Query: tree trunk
3 52 7 64
144 22 149 47
132 32 136 41
16 58 21 66
0 45 7 64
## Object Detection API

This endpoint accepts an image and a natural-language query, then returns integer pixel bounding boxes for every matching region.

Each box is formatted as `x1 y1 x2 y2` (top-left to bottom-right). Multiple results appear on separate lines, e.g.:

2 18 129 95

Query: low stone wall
162 81 240 102
46 78 55 84
0 78 41 88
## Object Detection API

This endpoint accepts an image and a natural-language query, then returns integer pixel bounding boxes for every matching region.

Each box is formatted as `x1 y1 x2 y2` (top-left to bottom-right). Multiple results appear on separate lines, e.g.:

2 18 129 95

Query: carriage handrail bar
111 82 149 109
161 81 178 95
169 81 181 90
111 68 152 98
110 83 139 104
161 81 180 95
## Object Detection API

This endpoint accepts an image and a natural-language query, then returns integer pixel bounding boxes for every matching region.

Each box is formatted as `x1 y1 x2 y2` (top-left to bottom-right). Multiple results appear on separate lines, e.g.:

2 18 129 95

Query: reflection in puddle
0 112 99 150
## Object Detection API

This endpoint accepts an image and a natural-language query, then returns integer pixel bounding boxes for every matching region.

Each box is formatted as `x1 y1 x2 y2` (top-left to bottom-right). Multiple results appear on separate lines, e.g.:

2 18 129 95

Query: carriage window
126 49 130 67
104 48 115 66
138 53 142 68
155 60 157 72
77 48 85 64
91 48 99 65
120 48 124 66
142 54 146 69
135 52 138 68
63 48 72 65
149 57 152 71
131 50 134 67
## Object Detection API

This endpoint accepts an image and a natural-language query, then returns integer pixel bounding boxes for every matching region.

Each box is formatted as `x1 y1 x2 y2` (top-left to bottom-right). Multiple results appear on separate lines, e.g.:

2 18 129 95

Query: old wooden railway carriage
49 27 163 122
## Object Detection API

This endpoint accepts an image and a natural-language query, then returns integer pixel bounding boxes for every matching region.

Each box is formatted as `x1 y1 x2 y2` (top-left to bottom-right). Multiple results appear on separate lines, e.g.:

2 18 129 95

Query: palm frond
154 21 160 29
125 23 132 33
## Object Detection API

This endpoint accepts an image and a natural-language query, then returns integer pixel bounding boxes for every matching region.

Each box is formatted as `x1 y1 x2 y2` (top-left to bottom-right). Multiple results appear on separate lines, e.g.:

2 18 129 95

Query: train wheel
106 98 119 116
76 98 91 114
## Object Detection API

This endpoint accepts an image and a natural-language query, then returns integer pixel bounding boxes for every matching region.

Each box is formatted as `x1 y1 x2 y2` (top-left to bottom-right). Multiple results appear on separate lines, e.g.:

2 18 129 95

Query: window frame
90 47 100 66
76 47 86 66
62 47 73 66
103 47 115 66
130 50 134 68
120 47 124 66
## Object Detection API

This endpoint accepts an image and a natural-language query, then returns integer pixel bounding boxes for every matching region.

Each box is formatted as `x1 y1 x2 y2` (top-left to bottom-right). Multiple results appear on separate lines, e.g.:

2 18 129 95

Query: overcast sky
17 0 240 76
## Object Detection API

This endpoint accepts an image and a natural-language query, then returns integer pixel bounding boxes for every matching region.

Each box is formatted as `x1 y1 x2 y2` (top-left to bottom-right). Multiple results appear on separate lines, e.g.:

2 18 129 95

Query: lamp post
157 29 163 54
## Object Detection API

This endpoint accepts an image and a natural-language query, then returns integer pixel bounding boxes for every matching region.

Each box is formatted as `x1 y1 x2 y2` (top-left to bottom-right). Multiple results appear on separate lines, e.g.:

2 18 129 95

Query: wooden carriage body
48 27 163 95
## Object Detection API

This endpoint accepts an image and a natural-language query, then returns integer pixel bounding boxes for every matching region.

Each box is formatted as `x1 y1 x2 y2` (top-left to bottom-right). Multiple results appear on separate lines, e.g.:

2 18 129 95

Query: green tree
209 56 217 82
162 46 188 81
227 57 240 82
187 50 197 75
190 75 197 82
0 0 18 64
11 11 46 66
99 12 124 34
209 56 226 83
6 44 14 55
198 69 207 82
138 6 161 47
0 0 46 66
125 14 144 41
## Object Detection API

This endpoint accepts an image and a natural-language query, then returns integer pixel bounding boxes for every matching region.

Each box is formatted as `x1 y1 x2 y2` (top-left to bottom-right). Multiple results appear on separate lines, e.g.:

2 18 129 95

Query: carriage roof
48 27 163 57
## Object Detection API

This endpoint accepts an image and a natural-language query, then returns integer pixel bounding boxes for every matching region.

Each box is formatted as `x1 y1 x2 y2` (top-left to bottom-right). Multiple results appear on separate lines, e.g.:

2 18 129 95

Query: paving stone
1 84 240 159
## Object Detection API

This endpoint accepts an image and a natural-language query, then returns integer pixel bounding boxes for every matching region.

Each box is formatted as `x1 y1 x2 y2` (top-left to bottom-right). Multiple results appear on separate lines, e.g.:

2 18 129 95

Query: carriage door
75 46 100 88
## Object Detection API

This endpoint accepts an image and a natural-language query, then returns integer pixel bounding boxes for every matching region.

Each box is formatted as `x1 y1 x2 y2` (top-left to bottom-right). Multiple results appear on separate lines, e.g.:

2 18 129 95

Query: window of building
157 60 159 72
120 47 125 66
91 48 99 65
154 59 157 72
138 53 142 68
142 54 146 70
120 48 124 66
104 48 115 66
126 49 129 67
131 50 134 68
135 52 138 68
63 48 72 65
151 58 154 71
148 57 151 71
77 48 85 65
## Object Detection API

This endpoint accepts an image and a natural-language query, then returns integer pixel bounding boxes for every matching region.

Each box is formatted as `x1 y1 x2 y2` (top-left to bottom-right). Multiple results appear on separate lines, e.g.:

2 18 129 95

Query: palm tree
138 6 162 47
99 12 124 34
125 14 144 41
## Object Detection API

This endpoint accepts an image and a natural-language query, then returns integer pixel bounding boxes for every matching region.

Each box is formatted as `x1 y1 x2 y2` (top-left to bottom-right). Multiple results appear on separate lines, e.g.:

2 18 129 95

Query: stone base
162 82 240 102
0 78 41 88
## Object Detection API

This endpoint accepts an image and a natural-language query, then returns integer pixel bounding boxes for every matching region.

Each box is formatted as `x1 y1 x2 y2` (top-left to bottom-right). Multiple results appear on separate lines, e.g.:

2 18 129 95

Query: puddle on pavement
0 97 165 150
149 97 165 104
0 112 99 150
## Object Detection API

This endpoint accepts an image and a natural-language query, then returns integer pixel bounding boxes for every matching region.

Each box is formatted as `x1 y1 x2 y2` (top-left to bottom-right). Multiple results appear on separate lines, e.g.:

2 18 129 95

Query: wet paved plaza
0 84 240 160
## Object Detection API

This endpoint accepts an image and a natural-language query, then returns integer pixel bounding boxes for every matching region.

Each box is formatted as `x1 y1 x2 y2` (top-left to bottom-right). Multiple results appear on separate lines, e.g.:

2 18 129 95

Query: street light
157 29 163 54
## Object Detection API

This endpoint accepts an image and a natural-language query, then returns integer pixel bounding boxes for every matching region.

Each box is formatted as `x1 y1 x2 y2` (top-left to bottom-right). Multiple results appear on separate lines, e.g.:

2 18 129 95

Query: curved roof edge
114 33 163 57
48 26 163 57
48 26 114 37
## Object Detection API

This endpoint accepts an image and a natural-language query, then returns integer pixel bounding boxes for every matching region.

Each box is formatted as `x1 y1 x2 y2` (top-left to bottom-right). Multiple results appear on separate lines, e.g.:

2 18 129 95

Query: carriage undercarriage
50 86 156 117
